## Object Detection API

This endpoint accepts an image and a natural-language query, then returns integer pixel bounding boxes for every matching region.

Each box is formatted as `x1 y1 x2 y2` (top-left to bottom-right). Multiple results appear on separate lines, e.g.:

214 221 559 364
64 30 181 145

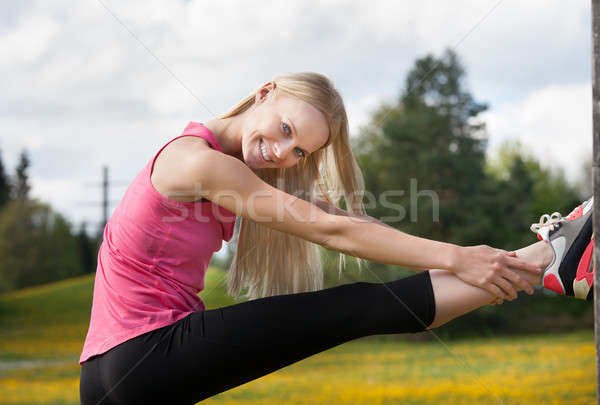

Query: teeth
260 139 271 162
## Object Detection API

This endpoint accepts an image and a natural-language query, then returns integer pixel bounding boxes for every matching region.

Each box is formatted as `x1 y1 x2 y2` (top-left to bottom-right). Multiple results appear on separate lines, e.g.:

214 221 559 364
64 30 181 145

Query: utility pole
80 165 129 241
591 1 600 402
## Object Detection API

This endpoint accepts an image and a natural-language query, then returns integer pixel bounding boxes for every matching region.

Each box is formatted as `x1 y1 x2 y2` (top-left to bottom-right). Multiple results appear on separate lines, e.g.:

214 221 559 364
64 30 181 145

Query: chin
242 154 259 170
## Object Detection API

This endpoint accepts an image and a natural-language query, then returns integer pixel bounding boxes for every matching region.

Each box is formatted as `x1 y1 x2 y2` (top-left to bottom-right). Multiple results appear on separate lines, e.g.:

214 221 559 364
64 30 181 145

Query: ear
254 81 276 104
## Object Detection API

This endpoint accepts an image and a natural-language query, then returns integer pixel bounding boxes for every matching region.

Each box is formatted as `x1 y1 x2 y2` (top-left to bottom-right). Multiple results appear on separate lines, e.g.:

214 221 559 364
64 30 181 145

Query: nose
272 138 295 161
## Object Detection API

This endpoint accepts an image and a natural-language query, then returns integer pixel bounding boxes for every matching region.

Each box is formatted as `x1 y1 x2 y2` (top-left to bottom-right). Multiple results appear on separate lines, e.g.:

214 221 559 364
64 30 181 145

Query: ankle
538 240 554 270
529 241 553 287
515 241 552 287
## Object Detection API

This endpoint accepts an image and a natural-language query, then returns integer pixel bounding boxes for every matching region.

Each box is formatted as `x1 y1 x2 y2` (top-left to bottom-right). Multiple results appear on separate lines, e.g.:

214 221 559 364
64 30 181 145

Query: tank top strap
180 121 224 152
150 122 224 178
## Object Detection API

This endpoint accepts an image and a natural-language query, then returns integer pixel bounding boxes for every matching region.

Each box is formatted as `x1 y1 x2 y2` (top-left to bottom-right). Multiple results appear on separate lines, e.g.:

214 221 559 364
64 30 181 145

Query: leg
427 240 553 329
80 354 118 405
92 271 436 405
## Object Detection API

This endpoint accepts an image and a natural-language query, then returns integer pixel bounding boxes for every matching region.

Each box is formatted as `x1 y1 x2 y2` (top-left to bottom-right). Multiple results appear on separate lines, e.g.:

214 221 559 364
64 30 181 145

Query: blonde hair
221 72 366 300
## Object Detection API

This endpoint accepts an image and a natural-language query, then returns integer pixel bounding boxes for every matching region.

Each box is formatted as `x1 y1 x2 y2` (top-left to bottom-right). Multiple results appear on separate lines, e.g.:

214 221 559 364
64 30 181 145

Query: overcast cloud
0 0 592 240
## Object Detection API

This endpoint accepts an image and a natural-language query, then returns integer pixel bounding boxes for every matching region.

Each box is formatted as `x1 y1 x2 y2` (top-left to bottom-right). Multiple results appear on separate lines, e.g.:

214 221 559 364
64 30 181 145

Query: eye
282 122 305 158
282 122 292 135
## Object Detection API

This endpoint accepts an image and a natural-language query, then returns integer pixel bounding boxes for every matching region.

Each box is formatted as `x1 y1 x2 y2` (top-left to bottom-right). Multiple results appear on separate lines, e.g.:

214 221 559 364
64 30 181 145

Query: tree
12 149 31 201
0 199 83 292
353 49 490 247
320 49 494 284
483 140 580 250
76 221 97 274
0 147 11 207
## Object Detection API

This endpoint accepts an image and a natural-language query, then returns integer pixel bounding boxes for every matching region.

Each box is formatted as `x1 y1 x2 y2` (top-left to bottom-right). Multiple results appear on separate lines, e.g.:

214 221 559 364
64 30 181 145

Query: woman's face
241 83 330 169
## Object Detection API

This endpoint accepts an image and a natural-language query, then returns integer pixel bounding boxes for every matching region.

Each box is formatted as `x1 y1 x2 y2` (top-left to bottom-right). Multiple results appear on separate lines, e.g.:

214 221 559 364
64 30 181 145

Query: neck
204 111 249 162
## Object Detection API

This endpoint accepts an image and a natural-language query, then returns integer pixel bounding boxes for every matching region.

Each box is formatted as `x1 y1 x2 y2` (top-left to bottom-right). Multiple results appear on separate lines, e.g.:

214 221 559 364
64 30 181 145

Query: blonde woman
79 72 594 405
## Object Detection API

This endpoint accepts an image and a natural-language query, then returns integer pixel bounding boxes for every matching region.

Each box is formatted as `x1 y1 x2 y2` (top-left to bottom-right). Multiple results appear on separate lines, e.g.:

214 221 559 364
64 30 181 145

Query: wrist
445 243 462 273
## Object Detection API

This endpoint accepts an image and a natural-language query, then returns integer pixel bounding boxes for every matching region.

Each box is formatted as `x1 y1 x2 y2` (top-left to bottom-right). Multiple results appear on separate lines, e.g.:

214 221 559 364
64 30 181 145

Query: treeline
322 49 592 337
0 150 99 293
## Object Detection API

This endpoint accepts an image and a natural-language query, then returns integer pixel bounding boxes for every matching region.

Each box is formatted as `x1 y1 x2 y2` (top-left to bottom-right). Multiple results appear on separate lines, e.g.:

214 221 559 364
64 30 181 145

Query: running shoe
530 197 594 300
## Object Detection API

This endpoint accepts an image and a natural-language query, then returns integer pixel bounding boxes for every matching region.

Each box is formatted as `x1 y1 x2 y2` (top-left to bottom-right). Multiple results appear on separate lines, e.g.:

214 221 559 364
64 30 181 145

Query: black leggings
80 271 436 405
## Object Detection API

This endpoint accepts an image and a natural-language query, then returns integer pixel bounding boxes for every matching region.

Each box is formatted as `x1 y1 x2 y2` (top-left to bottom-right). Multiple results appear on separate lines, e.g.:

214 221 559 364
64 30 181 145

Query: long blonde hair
221 72 366 300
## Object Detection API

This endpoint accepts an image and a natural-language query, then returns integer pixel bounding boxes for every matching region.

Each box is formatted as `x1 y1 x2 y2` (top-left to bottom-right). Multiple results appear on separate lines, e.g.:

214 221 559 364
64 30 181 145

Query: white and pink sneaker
530 197 594 300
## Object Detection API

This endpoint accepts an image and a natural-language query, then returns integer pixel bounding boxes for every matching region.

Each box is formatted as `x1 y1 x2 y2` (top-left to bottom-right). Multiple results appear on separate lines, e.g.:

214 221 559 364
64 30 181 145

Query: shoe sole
573 236 594 300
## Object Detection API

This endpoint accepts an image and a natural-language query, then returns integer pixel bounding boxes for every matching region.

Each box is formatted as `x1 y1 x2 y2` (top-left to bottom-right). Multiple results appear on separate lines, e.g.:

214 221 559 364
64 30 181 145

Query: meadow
0 269 596 404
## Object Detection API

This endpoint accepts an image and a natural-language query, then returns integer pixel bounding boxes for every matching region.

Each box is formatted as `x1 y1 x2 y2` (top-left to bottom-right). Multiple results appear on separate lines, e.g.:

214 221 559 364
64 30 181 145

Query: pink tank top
79 122 236 365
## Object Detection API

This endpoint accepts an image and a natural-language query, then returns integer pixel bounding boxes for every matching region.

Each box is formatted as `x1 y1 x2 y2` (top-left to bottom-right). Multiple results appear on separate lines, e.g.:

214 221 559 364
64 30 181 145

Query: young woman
79 72 594 405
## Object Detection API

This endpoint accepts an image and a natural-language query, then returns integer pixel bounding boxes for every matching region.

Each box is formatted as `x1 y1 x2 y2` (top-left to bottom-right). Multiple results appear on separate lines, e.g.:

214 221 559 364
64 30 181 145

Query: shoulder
150 136 213 202
186 144 257 191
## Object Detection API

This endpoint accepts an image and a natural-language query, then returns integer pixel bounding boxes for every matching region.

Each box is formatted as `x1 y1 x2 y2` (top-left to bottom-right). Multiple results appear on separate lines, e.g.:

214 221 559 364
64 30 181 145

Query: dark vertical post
592 1 600 402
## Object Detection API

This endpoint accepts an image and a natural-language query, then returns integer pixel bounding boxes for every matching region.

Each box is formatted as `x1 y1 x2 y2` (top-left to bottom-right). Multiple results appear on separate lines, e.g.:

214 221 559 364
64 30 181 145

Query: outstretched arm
314 197 541 299
313 197 455 271
185 148 541 300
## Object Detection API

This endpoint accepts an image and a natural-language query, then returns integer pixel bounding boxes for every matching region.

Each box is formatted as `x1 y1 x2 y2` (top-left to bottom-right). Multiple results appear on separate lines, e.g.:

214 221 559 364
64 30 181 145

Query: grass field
0 269 596 404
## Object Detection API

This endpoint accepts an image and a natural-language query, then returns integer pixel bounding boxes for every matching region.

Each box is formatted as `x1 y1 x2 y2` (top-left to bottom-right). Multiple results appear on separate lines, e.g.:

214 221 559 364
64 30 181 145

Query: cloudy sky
0 0 592 242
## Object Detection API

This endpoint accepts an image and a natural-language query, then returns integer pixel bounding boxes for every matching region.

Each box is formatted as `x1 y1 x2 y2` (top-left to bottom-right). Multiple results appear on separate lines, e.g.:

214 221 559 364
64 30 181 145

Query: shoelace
530 198 591 234
530 212 564 233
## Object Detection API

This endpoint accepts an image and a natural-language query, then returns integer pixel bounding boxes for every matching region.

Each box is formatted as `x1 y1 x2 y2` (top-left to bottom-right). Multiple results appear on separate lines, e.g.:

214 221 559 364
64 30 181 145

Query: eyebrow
287 118 309 155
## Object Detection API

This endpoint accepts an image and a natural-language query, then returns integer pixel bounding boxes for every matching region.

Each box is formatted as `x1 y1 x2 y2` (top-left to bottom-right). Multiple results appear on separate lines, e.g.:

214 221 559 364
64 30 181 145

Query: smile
259 139 272 162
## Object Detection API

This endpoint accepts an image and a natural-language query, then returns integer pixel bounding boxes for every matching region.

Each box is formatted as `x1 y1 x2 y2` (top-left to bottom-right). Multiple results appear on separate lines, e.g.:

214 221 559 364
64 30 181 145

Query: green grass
0 268 246 362
0 270 596 404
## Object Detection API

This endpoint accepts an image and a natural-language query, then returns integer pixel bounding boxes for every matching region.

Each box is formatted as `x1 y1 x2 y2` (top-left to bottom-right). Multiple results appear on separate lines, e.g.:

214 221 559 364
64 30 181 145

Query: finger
495 277 518 300
486 284 506 301
507 256 542 274
497 248 516 256
502 268 534 295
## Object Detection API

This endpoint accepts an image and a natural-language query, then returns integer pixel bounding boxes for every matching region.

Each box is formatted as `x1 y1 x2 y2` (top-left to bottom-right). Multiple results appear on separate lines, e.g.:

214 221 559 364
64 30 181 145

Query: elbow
317 214 355 255
315 216 339 250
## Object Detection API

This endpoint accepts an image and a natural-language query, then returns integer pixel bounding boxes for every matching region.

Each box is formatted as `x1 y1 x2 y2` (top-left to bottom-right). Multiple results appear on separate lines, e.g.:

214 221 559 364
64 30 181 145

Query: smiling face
240 84 330 169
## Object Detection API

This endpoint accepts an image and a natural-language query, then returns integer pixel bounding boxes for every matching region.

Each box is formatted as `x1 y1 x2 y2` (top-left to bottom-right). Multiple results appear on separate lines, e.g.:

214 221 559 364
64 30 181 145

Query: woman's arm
313 198 394 228
313 197 456 271
185 149 540 299
315 198 540 298
314 198 436 271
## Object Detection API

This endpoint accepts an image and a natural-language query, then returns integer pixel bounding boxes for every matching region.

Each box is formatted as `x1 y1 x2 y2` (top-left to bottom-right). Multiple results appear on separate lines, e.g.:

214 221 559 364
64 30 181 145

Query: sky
0 0 593 245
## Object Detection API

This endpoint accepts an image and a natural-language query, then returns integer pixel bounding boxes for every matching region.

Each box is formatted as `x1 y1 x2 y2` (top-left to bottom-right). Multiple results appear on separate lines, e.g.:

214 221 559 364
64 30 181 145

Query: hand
451 245 542 302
